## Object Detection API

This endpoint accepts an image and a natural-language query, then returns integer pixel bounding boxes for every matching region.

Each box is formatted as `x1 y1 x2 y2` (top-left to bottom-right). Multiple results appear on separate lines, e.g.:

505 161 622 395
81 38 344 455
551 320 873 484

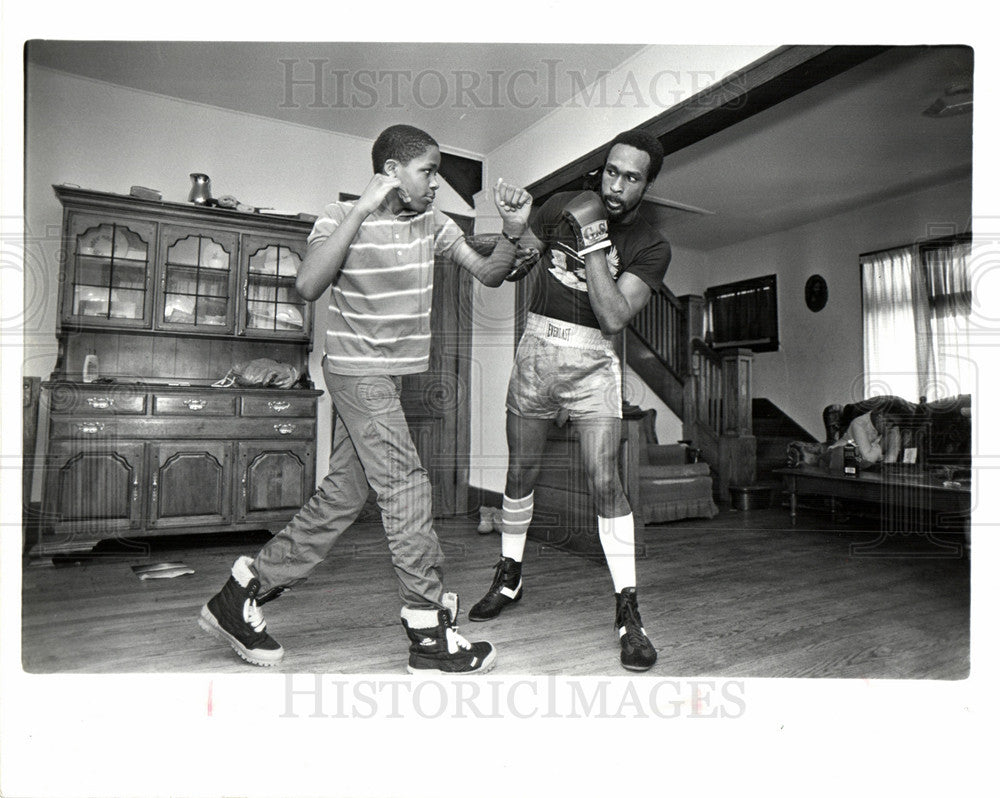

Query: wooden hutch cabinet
36 186 323 557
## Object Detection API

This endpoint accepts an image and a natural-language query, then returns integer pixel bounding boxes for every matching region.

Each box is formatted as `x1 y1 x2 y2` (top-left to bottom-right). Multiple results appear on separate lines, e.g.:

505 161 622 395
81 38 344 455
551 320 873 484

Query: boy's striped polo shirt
307 200 463 376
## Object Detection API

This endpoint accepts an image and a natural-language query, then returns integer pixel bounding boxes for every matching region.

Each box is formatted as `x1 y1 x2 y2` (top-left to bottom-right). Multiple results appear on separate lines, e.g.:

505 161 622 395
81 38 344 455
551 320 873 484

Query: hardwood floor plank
21 510 969 678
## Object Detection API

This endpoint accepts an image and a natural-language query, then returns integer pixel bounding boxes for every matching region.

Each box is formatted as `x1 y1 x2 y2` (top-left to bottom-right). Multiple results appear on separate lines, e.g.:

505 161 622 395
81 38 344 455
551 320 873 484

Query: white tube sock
500 492 533 562
598 513 636 593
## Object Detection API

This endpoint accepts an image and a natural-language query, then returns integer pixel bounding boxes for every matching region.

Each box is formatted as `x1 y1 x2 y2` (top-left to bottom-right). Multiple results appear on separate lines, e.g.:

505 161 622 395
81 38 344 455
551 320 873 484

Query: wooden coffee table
775 465 971 530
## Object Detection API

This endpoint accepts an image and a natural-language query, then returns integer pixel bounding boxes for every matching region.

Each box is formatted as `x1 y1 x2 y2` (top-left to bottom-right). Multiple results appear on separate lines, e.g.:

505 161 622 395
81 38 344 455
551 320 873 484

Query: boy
199 124 531 674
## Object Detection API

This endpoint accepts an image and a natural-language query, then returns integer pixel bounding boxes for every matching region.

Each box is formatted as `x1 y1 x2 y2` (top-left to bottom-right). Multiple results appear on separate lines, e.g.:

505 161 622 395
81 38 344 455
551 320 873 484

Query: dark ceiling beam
528 45 892 203
439 151 483 209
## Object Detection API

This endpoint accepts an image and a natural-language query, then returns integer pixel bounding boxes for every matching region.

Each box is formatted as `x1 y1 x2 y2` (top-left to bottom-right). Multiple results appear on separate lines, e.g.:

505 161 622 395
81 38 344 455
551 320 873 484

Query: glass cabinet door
64 215 155 328
157 225 238 333
241 235 310 339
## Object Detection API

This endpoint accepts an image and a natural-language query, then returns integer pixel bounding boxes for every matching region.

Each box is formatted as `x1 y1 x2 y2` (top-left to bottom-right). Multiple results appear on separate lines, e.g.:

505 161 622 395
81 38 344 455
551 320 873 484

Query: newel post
678 294 704 435
718 347 756 500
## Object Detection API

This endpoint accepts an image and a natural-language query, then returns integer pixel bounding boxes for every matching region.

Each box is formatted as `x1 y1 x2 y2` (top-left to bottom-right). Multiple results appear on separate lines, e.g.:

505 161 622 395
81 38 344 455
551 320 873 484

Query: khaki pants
253 370 445 610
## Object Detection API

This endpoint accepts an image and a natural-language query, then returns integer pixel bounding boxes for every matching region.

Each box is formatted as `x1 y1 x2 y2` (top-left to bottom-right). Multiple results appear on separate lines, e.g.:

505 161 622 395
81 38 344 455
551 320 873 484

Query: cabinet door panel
44 441 144 534
238 233 311 340
156 225 239 334
63 213 156 329
236 441 315 524
149 441 231 528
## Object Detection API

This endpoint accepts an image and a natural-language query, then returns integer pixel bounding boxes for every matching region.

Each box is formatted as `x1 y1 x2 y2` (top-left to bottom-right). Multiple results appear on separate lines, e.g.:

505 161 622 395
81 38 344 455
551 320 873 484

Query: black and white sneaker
468 557 522 621
198 556 284 667
401 593 497 674
614 587 657 672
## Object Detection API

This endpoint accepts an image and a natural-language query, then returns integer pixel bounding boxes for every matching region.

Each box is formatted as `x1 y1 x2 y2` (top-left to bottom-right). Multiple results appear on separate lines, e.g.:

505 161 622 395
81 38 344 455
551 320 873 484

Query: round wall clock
805 274 828 312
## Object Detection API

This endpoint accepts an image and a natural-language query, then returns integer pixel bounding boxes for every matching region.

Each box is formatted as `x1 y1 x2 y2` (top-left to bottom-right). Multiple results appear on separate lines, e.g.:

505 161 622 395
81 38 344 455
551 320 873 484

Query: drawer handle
274 423 296 435
183 399 208 411
86 397 114 409
76 422 105 435
267 400 291 412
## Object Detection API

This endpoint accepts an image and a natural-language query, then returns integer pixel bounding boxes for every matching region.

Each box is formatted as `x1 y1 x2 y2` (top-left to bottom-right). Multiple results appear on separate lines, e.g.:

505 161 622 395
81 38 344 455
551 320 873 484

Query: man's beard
603 193 639 220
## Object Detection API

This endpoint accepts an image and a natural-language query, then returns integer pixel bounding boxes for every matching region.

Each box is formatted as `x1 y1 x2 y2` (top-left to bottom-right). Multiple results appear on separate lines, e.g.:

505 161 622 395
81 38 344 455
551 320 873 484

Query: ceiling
640 45 974 249
25 42 974 250
25 41 647 157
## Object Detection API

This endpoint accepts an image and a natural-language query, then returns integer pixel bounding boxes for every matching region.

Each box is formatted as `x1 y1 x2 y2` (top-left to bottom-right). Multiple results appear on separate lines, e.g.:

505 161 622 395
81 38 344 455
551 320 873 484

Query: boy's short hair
371 125 438 173
607 129 665 183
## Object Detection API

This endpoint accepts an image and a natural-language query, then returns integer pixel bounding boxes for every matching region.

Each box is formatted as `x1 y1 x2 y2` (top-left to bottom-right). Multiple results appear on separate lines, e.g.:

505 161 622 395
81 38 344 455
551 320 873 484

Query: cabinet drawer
49 387 147 415
112 417 316 440
240 395 316 417
50 418 122 439
153 393 237 416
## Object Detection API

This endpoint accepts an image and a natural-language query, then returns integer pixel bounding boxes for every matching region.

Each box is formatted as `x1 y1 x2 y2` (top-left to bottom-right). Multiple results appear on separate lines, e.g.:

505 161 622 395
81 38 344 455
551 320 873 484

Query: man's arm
296 173 402 301
584 258 652 335
884 424 901 463
849 416 882 463
559 191 658 335
448 180 533 287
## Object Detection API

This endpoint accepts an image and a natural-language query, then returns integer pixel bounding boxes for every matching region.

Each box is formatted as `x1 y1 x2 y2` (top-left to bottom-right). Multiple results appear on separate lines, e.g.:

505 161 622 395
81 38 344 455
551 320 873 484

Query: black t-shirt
527 191 671 328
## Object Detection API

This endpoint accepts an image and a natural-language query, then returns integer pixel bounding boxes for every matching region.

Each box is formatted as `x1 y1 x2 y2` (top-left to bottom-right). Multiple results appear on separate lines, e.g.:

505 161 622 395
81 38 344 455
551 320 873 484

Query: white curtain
862 246 922 400
923 241 973 400
862 239 972 402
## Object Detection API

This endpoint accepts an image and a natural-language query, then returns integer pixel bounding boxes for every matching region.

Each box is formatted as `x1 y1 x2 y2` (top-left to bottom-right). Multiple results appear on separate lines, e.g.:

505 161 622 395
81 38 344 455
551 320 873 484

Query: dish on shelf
164 295 196 320
254 249 300 276
75 295 109 316
275 306 303 327
248 303 303 330
109 300 140 319
202 250 229 270
80 226 128 258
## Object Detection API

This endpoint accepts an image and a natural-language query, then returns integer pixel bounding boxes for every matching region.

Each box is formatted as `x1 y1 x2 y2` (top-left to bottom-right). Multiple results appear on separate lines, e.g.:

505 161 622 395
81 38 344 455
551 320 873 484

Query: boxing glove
562 191 611 256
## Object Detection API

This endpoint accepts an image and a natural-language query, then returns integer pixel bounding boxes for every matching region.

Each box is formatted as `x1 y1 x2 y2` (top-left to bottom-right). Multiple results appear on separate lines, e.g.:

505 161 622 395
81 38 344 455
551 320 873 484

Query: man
474 129 670 672
832 406 901 468
198 124 532 674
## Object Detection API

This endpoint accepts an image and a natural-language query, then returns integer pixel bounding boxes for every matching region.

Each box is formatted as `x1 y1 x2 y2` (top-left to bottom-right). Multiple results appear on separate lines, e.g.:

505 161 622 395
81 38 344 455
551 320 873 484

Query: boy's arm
448 180 534 287
296 174 402 301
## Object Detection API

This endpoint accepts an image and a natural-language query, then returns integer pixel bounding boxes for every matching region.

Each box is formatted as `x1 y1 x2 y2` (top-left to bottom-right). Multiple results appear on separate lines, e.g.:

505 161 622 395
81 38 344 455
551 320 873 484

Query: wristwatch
501 230 521 245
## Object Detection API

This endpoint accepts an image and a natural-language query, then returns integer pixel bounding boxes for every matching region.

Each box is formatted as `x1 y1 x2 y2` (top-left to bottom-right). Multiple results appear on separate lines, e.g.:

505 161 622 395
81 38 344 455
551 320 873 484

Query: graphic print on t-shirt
548 244 622 292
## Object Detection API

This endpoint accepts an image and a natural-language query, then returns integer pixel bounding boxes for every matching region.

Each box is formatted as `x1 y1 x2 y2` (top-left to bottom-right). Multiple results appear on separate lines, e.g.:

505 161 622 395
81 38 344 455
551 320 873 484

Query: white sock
598 513 636 593
500 492 533 562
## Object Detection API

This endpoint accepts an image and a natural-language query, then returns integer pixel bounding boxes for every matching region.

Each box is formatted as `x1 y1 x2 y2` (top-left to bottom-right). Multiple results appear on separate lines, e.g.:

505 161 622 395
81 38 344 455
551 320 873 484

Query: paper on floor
131 562 195 580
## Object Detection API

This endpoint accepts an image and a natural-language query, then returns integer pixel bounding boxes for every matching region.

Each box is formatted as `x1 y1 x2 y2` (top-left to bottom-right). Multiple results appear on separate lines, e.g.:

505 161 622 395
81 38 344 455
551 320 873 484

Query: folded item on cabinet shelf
212 358 299 389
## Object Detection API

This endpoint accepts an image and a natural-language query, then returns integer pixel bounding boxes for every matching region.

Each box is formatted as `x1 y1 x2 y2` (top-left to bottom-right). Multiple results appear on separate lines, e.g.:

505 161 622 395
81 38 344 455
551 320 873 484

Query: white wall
667 175 973 441
23 65 471 497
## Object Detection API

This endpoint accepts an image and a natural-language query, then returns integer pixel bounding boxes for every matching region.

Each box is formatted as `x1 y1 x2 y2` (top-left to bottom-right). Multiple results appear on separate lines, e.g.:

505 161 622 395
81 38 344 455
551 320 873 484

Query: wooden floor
20 506 970 678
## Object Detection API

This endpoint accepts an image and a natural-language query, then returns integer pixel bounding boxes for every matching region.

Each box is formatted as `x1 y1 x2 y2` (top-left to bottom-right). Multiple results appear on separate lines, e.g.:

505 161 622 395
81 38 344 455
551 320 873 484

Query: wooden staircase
752 398 818 488
625 286 758 505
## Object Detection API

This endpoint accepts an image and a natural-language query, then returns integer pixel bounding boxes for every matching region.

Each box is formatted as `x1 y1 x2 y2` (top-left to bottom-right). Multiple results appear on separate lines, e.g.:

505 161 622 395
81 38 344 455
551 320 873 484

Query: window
705 274 778 352
860 235 972 402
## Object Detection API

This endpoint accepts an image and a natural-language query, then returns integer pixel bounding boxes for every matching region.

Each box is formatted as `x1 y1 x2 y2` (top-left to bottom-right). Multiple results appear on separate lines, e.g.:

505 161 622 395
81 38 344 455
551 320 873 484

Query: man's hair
607 129 665 183
371 125 438 173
